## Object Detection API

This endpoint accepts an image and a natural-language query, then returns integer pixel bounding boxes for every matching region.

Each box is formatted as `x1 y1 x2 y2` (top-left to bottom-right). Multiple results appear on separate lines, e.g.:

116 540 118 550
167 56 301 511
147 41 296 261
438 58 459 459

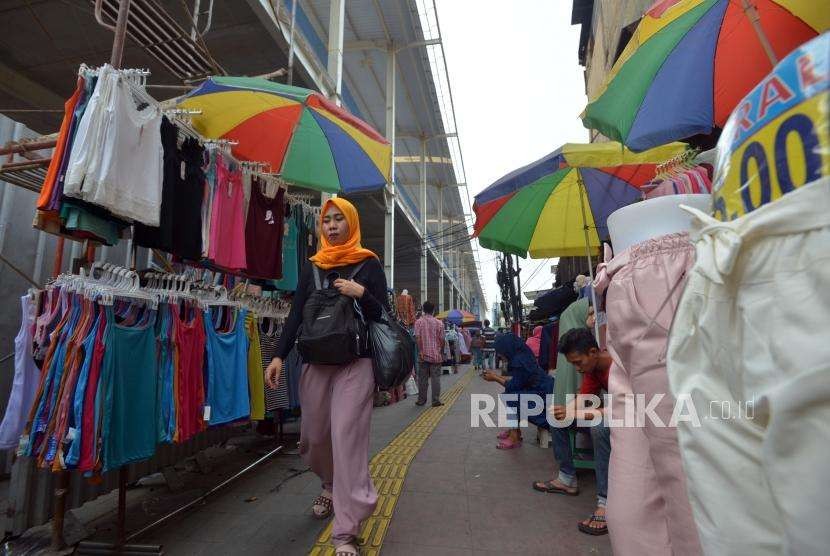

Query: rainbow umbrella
178 76 391 193
473 142 687 258
436 309 478 326
712 32 829 222
582 0 828 152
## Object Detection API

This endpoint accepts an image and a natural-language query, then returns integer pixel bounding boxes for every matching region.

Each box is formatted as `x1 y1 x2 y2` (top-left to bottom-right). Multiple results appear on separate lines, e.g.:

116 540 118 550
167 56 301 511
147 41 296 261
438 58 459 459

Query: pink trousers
595 233 702 556
299 357 378 547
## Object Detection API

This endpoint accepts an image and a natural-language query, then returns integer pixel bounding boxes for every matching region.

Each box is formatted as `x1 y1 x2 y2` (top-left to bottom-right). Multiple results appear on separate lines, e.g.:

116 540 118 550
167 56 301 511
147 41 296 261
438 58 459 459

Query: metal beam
437 184 444 312
327 0 345 105
394 155 453 164
420 138 427 305
247 0 334 96
343 38 441 52
0 62 65 116
383 48 396 287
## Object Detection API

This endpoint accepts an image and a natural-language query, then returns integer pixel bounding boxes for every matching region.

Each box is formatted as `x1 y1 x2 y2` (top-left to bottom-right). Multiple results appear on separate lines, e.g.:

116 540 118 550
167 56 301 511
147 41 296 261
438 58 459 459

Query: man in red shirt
533 327 611 537
413 301 447 407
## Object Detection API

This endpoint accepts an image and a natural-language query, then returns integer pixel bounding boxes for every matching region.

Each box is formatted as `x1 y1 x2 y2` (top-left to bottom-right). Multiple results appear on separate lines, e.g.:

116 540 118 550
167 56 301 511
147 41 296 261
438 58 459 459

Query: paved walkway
63 366 610 555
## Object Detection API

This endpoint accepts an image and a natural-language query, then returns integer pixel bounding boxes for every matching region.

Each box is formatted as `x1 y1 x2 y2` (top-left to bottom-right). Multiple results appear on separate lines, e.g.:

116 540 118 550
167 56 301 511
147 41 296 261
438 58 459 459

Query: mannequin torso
607 194 711 253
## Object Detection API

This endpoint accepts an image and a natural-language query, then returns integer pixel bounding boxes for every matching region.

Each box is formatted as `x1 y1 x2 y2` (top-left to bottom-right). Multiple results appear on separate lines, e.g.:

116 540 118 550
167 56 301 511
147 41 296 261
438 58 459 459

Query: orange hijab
310 198 378 270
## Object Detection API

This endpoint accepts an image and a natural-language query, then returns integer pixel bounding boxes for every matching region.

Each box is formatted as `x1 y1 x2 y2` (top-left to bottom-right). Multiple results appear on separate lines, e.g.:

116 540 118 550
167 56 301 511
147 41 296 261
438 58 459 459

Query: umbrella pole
741 0 778 66
578 176 601 341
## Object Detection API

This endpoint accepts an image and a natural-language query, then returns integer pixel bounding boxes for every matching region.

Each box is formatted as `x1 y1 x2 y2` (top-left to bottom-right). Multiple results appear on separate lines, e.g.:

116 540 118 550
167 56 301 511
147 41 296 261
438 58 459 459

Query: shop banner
713 32 829 222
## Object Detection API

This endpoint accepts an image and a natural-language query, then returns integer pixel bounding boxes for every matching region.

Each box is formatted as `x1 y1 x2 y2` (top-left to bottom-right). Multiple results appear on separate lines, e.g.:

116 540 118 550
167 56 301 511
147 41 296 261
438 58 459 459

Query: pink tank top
208 154 247 271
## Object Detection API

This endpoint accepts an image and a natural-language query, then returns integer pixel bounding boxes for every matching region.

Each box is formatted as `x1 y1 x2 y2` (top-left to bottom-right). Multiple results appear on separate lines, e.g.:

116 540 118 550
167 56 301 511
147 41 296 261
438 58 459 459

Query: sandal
532 479 579 496
496 438 521 450
312 492 333 519
577 513 608 536
497 430 523 440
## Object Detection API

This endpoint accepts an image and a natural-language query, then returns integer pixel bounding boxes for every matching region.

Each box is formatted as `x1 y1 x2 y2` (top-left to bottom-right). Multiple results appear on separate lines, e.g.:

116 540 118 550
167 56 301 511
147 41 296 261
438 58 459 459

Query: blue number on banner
774 113 821 194
712 195 728 221
740 142 771 213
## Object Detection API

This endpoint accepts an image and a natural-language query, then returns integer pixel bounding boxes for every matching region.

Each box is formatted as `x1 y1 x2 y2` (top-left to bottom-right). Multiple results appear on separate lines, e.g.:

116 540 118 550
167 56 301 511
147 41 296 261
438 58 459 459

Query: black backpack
297 262 368 366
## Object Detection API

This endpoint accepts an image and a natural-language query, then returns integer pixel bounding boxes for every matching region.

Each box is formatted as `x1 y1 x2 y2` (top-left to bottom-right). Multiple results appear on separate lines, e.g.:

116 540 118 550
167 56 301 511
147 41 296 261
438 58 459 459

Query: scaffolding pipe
109 0 133 68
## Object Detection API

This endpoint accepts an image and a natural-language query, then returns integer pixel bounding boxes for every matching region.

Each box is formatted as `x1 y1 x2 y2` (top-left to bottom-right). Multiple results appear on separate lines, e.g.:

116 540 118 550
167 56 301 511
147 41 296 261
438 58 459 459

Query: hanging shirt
208 154 247 271
260 323 289 410
172 138 206 260
204 307 250 425
37 76 84 211
65 69 165 226
101 306 159 472
244 179 285 280
134 117 180 252
273 214 299 291
173 304 206 443
0 296 41 449
245 313 265 421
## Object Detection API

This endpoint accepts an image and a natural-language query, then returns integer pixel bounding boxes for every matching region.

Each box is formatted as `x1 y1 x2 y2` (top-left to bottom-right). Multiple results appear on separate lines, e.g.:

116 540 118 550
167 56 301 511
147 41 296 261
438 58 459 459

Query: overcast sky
435 0 589 314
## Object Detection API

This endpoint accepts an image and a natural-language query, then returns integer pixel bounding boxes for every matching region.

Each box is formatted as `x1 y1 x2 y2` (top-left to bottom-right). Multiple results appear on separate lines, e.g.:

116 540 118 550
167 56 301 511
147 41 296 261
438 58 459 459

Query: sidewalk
121 371 469 555
379 372 611 556
18 366 609 555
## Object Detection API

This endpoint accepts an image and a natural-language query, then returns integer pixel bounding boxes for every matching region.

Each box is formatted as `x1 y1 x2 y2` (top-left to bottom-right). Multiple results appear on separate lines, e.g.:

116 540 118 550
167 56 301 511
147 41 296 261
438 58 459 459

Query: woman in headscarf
482 334 554 449
526 325 543 358
265 198 389 556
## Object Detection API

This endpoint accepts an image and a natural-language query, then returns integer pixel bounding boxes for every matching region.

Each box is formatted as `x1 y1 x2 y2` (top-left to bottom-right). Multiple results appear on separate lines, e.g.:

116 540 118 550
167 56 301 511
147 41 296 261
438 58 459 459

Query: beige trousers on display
667 177 830 556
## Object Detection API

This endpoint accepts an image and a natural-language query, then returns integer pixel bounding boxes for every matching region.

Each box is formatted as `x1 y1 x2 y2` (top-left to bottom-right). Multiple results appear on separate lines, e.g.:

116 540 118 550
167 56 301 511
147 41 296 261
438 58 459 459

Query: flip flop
532 480 579 495
577 514 608 536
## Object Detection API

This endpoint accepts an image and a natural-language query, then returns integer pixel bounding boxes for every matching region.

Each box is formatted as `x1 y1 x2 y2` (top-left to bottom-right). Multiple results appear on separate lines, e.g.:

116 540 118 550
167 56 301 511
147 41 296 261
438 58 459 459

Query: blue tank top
102 305 159 472
204 307 250 425
156 303 175 443
65 307 103 467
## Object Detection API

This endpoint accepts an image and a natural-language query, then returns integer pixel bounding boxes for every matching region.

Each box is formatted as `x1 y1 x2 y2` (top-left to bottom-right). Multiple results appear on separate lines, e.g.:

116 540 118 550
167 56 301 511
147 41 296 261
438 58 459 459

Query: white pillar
327 0 345 105
420 138 428 305
437 185 444 312
383 48 396 287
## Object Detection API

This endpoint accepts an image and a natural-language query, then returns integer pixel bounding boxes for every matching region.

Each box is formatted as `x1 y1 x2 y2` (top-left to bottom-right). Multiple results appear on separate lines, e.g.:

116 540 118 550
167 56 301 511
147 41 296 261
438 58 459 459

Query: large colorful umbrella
178 76 392 193
436 309 478 325
712 32 829 222
473 142 687 258
582 0 828 152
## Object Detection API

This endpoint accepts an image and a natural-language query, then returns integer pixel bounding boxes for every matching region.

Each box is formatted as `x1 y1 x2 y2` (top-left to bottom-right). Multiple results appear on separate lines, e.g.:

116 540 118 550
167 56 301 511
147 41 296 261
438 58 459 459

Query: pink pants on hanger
595 234 702 556
299 357 377 547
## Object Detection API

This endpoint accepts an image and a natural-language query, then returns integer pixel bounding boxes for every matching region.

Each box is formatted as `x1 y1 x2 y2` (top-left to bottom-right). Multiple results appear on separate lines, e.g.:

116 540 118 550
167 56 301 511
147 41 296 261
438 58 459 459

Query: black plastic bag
369 308 416 389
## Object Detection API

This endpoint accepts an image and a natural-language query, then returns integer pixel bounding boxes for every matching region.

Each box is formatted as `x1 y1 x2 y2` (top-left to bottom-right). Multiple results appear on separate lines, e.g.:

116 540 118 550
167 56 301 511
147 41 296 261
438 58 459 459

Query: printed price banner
713 33 829 222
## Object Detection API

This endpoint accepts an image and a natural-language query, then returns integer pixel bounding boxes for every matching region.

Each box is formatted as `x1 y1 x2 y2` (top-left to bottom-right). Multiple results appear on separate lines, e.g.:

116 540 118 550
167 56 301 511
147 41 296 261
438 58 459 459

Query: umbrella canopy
712 32 829 222
473 142 686 258
436 309 478 325
582 0 828 152
178 76 392 193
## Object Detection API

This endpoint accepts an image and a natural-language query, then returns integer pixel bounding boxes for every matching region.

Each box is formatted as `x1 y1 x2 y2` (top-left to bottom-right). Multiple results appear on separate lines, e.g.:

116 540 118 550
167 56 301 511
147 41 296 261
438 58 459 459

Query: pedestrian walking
413 301 446 407
264 198 389 556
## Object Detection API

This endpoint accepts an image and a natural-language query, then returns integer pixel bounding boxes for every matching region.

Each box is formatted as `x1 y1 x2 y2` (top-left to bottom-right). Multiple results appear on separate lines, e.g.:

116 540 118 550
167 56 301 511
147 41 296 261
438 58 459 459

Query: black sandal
577 513 608 536
312 494 333 519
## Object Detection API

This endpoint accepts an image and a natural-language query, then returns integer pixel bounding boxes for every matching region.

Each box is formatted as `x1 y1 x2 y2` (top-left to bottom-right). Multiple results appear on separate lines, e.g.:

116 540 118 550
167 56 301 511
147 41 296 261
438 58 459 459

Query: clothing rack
654 148 701 178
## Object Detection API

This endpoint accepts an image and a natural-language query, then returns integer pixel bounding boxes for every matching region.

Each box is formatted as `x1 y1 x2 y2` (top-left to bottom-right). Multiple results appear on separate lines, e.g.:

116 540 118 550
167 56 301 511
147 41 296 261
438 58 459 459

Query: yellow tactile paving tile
311 370 474 554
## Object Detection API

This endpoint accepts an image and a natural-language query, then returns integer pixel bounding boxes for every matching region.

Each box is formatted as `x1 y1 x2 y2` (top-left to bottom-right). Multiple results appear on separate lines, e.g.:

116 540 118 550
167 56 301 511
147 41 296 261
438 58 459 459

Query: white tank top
64 66 164 226
0 295 40 449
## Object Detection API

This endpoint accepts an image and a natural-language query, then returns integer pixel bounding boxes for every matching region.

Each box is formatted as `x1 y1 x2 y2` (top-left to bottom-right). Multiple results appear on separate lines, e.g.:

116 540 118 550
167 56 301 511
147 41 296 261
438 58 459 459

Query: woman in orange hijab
265 197 388 556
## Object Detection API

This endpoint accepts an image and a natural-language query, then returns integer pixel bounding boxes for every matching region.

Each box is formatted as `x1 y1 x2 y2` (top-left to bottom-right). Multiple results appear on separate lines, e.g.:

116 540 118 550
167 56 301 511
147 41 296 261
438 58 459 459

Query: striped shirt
414 314 446 364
